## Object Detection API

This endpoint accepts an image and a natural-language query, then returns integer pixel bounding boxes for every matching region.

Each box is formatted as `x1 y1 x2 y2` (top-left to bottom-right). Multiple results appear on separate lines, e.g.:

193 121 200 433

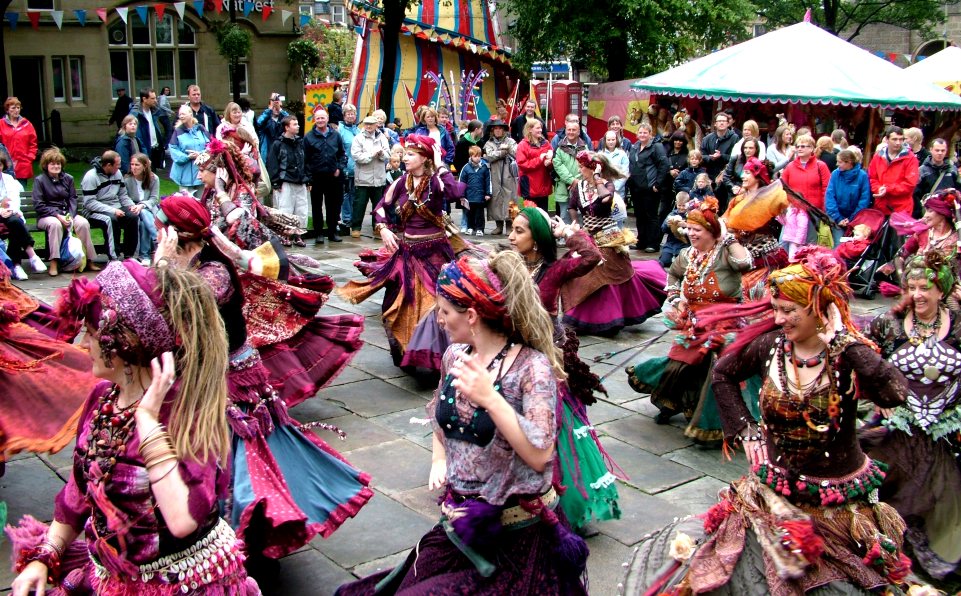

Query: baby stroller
842 208 891 299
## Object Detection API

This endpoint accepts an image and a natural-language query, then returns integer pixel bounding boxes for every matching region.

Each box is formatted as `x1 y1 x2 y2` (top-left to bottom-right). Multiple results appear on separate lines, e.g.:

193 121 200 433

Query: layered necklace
777 335 840 433
85 384 141 487
684 241 721 288
909 307 942 347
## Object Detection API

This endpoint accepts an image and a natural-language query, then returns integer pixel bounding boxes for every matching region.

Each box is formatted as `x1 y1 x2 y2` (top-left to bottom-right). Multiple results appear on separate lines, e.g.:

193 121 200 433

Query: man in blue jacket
825 148 872 244
338 104 360 235
256 92 290 162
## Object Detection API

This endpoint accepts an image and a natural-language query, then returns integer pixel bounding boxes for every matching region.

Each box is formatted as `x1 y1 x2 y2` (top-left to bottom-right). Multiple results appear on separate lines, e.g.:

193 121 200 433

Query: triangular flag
214 0 222 14
27 11 40 29
192 0 203 16
5 12 18 30
155 4 166 20
174 1 185 18
116 6 129 23
803 8 811 22
51 10 63 28
74 9 87 25
281 9 291 24
243 1 254 17
299 13 310 26
135 6 148 24
96 8 107 22
262 5 272 21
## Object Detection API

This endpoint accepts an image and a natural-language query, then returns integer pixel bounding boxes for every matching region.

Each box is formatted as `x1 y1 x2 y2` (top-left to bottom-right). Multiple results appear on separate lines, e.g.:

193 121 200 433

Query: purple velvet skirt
562 260 666 335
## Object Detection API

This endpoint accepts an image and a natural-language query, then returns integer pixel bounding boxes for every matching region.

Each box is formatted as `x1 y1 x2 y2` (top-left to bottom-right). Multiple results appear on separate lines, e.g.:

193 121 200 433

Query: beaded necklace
85 384 141 487
683 242 721 288
908 307 941 346
436 342 513 445
782 340 827 368
777 335 841 433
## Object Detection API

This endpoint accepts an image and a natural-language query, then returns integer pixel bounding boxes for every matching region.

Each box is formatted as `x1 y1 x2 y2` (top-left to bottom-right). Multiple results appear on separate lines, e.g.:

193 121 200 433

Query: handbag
59 225 86 272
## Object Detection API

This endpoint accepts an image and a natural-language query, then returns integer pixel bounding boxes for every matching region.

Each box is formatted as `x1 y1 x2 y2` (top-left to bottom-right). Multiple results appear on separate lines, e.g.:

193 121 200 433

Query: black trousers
310 173 344 238
628 181 660 250
0 215 34 261
467 202 486 231
90 207 139 259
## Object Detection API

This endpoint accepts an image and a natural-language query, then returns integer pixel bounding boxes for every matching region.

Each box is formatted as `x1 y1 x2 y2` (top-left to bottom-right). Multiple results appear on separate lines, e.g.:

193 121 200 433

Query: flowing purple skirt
562 261 666 335
399 309 450 376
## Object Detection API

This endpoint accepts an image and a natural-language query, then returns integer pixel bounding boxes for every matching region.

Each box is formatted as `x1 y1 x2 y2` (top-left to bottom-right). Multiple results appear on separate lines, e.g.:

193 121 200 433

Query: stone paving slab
668 445 750 484
597 485 689 546
310 489 434 569
321 378 426 417
599 436 702 494
597 415 694 456
656 476 731 516
263 549 357 596
369 408 434 448
342 439 432 494
347 345 409 380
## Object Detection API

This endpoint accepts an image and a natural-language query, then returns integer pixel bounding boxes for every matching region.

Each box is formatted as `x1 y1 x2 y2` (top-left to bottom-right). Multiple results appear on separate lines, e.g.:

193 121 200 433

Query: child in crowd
660 191 694 268
689 172 715 202
387 153 403 183
834 223 872 263
458 145 491 236
673 149 706 194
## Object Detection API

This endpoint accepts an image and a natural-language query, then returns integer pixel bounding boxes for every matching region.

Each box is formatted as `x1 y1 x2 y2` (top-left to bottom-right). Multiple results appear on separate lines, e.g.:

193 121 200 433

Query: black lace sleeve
712 332 777 441
835 341 907 408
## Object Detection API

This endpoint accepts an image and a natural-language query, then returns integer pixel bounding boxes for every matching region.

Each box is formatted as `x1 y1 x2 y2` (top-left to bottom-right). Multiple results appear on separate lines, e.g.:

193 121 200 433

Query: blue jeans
340 176 355 226
139 209 158 259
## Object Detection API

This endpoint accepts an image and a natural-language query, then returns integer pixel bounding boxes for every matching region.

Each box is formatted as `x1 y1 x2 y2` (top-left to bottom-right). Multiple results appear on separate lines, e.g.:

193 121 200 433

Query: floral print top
427 344 557 505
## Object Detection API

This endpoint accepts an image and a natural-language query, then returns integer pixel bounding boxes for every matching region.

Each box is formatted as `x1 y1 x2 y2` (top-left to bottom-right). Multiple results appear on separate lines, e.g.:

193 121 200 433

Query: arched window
913 39 949 64
108 15 198 99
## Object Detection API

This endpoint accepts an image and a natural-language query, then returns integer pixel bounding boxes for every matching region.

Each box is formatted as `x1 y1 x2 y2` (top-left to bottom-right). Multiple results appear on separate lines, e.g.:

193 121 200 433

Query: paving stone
393 484 443 520
384 373 436 399
596 374 644 405
312 489 433 568
289 395 351 422
584 532 633 596
598 485 688 546
38 438 76 472
349 344 408 379
313 414 401 452
322 378 426 417
262 549 356 596
586 398 634 425
350 550 412 579
599 436 701 494
668 445 750 484
358 321 393 351
324 364 375 388
619 396 661 419
344 440 432 494
370 408 434 446
0 457 65 524
656 476 730 515
597 415 693 456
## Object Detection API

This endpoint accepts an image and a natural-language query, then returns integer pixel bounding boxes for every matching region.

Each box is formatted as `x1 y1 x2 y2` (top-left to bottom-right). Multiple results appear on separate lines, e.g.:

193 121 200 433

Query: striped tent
347 0 523 128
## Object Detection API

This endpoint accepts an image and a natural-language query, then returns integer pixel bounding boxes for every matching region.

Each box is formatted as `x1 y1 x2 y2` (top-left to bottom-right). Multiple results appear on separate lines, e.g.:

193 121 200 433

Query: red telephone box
534 80 583 135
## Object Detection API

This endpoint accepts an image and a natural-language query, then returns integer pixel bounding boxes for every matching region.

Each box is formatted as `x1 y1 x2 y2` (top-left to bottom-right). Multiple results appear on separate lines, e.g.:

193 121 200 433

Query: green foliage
212 21 252 65
301 25 356 81
505 0 755 81
753 0 959 41
288 37 322 83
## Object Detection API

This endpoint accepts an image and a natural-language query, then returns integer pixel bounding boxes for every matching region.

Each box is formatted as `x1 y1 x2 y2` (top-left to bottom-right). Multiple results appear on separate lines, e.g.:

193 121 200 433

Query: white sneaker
28 255 47 273
475 230 484 237
140 257 152 266
12 265 28 280
466 229 474 236
460 227 468 233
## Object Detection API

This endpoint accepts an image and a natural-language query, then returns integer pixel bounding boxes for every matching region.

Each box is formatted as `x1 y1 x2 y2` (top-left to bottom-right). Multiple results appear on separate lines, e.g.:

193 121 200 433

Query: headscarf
686 196 721 237
156 193 211 241
517 202 557 263
742 157 771 186
405 134 436 159
575 150 594 169
922 187 961 221
902 249 955 296
767 246 872 346
436 257 512 332
56 260 177 367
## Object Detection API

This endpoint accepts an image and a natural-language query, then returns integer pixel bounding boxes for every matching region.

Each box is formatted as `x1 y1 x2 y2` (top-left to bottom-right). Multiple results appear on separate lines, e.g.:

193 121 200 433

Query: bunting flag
155 4 166 20
116 6 129 24
50 10 63 29
529 81 541 117
135 6 148 24
299 13 311 27
243 1 254 17
505 79 520 121
27 11 40 29
5 12 18 30
192 0 204 17
262 5 272 21
214 0 222 14
281 9 292 25
96 8 107 22
74 9 87 25
402 82 417 121
174 2 186 19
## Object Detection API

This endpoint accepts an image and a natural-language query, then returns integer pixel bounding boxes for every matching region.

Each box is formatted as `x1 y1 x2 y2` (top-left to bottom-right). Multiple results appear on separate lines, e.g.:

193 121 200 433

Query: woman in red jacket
0 97 38 184
516 120 554 211
780 134 831 210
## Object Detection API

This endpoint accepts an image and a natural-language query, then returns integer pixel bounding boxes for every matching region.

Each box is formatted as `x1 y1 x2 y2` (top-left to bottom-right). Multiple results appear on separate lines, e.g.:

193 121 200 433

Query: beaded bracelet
16 541 63 583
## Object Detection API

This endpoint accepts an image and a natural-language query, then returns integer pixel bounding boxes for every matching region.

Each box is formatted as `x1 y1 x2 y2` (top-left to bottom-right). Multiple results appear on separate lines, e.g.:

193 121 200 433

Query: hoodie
825 164 871 222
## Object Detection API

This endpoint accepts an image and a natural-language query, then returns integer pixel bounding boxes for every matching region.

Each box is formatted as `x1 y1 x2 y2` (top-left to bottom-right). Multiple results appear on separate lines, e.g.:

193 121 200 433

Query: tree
505 0 756 81
752 0 960 42
288 37 321 86
211 21 252 101
301 24 356 82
